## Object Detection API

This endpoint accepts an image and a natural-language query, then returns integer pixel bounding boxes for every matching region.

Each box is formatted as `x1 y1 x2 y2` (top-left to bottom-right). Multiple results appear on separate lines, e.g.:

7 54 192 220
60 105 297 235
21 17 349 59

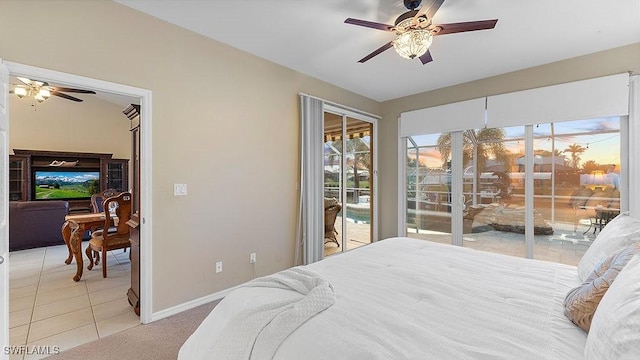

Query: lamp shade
393 29 433 59
14 86 28 98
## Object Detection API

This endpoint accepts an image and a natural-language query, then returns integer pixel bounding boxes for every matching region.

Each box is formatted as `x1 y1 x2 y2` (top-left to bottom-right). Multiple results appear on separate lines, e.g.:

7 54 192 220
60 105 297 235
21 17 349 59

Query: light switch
174 183 187 196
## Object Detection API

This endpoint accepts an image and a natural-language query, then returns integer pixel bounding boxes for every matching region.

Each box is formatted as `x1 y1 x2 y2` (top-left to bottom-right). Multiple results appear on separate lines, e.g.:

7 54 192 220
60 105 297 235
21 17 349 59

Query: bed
179 215 640 360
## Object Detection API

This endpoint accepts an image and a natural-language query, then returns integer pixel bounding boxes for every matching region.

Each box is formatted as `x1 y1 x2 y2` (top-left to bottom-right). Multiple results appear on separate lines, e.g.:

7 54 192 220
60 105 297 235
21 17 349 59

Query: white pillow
577 213 640 281
585 253 640 359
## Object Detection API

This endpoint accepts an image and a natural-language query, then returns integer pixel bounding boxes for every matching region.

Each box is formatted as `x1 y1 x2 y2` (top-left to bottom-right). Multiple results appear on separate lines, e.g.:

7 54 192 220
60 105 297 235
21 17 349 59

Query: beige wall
378 43 640 239
0 0 380 312
9 94 130 159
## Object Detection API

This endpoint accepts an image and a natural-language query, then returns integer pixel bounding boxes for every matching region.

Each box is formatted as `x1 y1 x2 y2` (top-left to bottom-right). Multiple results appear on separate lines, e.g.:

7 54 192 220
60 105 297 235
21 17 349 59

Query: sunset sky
408 116 621 170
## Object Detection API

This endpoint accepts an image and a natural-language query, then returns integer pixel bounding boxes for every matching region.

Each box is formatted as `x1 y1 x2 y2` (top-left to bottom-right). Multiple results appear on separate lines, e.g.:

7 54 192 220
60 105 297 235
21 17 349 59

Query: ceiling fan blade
419 49 433 65
358 41 394 63
17 77 48 87
345 18 394 32
17 77 32 85
432 19 498 36
51 91 83 102
53 87 96 94
415 0 445 20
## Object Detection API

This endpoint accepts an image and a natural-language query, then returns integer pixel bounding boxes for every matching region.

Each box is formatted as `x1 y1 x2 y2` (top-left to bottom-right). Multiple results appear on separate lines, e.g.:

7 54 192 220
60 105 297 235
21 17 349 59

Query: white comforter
179 237 586 360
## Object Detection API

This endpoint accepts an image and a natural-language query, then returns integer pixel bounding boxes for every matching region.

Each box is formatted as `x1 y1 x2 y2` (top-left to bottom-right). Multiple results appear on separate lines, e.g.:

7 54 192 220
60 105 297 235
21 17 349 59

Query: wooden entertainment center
9 149 128 213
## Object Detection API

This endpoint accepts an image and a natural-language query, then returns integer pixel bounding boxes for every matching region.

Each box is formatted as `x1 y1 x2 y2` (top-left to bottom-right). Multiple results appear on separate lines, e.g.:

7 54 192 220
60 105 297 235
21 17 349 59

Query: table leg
61 221 73 265
68 221 85 282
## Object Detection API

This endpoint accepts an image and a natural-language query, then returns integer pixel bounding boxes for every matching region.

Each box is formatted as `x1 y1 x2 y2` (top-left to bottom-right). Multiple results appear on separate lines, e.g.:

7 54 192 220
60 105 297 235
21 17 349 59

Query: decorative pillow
584 254 640 359
564 243 640 332
577 212 640 281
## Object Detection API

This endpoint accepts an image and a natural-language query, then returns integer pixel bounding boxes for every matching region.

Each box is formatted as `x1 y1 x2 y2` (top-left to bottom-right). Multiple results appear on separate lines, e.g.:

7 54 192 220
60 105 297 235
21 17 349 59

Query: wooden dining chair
91 188 119 213
88 188 121 265
85 192 132 278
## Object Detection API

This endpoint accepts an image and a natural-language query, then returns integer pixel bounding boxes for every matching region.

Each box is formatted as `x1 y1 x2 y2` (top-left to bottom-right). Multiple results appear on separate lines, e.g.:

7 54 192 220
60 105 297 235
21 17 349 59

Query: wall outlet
215 261 222 273
174 183 188 196
250 253 256 264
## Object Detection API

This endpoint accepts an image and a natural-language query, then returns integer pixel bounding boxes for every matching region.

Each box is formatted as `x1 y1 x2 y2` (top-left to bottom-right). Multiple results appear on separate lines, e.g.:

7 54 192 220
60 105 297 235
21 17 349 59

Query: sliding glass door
531 118 622 263
324 111 375 256
403 117 624 266
406 133 453 244
461 126 526 258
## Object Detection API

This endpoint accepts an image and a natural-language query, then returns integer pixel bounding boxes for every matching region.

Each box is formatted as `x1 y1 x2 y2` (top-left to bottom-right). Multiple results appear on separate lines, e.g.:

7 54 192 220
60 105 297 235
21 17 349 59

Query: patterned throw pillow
584 254 640 359
564 243 640 332
577 213 640 281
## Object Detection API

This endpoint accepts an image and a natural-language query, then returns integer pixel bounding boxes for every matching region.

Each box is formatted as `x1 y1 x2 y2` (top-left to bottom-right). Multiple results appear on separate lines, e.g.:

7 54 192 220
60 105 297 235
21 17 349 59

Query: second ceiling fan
13 77 96 103
345 0 498 64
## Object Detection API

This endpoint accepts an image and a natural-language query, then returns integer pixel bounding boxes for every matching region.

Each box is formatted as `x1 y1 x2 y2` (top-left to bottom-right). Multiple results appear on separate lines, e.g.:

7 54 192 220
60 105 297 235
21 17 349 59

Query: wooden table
61 213 107 282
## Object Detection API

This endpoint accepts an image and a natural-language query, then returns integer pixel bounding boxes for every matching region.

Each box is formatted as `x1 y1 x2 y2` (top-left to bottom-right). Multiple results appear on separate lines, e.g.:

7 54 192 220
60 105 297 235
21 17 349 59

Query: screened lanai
403 118 623 266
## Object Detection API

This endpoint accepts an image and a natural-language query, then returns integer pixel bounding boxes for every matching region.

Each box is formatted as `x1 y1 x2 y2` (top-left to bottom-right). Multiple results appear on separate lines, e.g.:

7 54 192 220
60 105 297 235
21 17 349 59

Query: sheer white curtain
296 95 324 265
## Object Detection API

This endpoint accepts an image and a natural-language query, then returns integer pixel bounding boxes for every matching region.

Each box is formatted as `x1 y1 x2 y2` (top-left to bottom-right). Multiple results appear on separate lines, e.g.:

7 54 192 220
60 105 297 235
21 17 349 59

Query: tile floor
8 244 140 360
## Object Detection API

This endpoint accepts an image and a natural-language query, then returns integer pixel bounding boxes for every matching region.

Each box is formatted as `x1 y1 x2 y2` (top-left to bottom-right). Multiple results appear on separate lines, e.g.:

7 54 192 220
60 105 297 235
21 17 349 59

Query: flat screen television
33 169 100 200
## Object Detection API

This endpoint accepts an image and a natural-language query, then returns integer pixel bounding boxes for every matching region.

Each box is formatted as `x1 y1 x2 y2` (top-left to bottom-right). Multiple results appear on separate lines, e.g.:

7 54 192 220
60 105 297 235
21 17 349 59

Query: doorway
2 60 152 354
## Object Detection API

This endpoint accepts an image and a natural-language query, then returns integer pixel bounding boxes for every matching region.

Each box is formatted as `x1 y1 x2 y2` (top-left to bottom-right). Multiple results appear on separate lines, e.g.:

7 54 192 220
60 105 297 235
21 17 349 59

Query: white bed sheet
180 237 587 360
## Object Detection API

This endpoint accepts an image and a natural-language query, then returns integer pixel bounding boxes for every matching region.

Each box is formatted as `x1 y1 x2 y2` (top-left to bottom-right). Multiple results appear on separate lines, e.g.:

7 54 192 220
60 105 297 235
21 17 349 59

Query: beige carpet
45 300 221 360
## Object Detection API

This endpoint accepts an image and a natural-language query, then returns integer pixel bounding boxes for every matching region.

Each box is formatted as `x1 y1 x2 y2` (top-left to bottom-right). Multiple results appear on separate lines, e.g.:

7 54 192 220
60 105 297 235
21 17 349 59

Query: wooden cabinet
9 155 30 201
9 150 128 211
123 103 142 316
126 215 141 315
103 158 129 192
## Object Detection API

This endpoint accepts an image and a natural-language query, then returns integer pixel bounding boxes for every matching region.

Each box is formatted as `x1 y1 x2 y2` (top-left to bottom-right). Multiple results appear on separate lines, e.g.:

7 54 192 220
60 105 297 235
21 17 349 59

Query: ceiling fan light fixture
38 88 51 99
34 93 46 103
393 29 432 59
14 86 28 98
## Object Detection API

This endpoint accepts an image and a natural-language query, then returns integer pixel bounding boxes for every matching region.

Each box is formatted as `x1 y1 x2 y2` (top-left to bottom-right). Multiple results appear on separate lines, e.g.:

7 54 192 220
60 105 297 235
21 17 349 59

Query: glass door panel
344 117 372 251
532 118 621 265
324 113 373 256
462 126 526 258
405 133 452 244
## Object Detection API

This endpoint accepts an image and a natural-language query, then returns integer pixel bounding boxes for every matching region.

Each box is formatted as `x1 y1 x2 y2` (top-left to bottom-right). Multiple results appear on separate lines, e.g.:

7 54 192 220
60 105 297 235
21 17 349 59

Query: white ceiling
115 0 640 102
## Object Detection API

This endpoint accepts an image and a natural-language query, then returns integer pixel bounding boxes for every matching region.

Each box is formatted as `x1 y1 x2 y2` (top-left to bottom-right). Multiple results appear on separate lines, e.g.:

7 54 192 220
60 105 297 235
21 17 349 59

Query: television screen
34 170 100 200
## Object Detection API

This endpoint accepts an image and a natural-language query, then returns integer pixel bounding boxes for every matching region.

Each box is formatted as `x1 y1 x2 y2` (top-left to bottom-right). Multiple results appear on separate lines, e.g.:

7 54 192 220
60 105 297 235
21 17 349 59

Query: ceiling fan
11 77 96 103
345 0 498 64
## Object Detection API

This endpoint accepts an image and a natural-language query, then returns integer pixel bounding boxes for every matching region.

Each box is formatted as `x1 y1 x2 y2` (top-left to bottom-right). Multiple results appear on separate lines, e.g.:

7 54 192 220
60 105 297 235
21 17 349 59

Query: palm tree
563 143 587 169
437 129 508 204
437 128 508 170
326 136 371 192
582 160 601 174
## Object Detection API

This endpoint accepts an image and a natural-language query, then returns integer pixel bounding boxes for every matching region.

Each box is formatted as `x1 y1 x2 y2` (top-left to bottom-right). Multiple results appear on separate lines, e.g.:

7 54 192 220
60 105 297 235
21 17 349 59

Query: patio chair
324 200 342 247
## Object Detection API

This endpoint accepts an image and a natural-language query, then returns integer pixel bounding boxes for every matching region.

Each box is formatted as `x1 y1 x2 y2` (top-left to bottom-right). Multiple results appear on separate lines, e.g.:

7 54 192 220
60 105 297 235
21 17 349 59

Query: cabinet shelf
9 150 128 202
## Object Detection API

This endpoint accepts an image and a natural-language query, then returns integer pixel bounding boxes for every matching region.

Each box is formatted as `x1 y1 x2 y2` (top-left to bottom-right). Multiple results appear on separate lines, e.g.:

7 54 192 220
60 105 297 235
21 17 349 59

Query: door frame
324 104 379 248
2 61 154 323
1 59 9 360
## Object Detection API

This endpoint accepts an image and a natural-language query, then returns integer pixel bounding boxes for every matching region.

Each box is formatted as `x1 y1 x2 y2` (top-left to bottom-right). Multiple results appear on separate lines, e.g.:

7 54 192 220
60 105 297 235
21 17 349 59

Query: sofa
9 201 69 251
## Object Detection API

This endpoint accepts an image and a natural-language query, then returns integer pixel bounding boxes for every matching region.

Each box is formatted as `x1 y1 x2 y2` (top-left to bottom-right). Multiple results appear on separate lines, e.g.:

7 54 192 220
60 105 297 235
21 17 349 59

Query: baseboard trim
149 285 240 322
